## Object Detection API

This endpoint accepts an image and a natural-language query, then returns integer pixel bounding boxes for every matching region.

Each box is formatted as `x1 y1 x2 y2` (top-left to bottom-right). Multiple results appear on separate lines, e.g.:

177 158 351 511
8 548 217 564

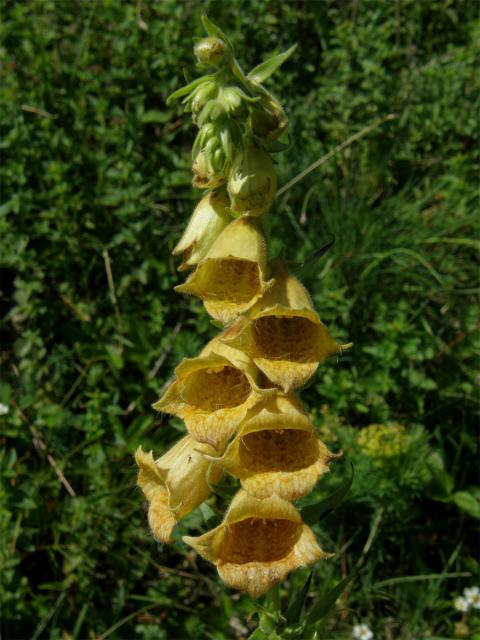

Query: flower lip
183 490 329 598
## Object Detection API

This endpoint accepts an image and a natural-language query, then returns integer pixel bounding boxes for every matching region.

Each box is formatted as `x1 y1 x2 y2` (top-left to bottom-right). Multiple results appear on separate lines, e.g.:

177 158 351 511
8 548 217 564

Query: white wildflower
353 623 374 640
454 595 470 612
464 586 480 609
0 403 9 416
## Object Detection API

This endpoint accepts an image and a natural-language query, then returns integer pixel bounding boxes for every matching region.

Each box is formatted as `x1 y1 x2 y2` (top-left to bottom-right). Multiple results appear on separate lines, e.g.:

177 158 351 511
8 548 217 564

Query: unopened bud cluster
136 16 350 598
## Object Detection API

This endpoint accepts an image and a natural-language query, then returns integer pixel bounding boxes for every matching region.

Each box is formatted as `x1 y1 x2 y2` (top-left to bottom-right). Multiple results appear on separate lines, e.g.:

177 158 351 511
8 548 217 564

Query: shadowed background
1 0 478 638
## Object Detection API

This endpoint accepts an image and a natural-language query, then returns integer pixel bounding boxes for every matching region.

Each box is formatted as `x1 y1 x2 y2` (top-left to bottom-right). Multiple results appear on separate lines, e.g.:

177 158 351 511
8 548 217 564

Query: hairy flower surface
153 336 274 450
212 393 339 500
222 263 346 391
175 217 274 324
183 490 329 597
228 144 276 216
135 436 220 543
172 190 231 271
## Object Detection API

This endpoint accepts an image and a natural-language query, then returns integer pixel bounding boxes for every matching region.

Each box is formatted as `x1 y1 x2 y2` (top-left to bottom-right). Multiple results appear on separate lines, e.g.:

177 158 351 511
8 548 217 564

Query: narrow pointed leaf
247 45 297 83
301 464 354 526
305 574 356 626
201 14 233 51
285 572 313 625
167 76 212 105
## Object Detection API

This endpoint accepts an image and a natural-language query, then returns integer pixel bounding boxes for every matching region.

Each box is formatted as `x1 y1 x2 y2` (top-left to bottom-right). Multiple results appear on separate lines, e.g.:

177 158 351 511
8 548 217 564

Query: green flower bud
249 96 288 142
194 37 229 66
187 80 218 116
228 144 276 216
192 122 239 189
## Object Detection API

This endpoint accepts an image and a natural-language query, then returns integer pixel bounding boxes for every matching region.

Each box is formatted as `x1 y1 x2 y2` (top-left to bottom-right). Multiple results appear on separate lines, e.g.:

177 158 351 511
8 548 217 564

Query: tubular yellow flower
175 217 274 325
172 190 231 271
227 144 276 216
222 262 350 391
211 393 340 500
183 490 329 598
152 336 274 451
135 436 220 544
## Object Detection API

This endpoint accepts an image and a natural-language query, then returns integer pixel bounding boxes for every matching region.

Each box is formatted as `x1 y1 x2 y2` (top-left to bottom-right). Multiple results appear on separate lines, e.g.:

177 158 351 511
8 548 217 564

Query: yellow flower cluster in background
135 16 350 598
356 423 411 460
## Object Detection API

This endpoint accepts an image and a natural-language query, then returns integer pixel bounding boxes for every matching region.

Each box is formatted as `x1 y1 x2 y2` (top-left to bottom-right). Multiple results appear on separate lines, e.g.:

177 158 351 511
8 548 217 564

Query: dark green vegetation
1 0 479 638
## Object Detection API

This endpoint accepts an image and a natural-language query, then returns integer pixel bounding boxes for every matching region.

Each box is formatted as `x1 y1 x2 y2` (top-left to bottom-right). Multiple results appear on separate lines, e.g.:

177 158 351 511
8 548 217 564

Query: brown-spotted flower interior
239 429 318 472
180 365 251 411
253 315 320 363
218 517 302 564
200 259 261 304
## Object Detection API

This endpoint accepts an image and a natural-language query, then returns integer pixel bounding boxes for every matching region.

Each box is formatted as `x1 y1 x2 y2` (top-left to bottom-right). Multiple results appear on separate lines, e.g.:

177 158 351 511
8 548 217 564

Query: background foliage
1 0 478 638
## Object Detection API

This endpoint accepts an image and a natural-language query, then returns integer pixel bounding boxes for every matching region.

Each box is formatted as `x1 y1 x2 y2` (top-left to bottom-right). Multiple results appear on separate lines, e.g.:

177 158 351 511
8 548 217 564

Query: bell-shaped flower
172 190 231 271
227 144 276 217
175 217 274 325
135 436 221 544
153 336 274 451
210 393 340 500
183 489 329 598
222 262 350 391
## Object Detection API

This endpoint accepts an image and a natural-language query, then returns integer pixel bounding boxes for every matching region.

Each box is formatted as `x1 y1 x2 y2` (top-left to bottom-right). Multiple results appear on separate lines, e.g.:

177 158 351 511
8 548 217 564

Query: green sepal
167 76 213 105
284 572 313 626
264 136 292 153
247 45 297 84
305 573 357 627
201 14 234 52
301 464 354 526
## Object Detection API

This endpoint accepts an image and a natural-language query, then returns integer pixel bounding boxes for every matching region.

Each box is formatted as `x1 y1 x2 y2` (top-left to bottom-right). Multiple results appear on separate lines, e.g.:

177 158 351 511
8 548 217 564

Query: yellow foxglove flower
175 217 274 325
183 489 329 598
135 436 220 543
172 190 231 271
228 144 276 216
211 393 339 500
222 262 350 391
153 336 274 451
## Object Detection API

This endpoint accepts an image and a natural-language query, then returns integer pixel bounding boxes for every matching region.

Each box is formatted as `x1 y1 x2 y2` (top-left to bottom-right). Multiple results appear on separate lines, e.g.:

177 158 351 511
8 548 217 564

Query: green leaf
140 110 170 124
451 490 480 519
305 574 356 626
201 14 233 51
301 464 354 526
285 573 312 625
247 45 297 83
166 76 211 105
